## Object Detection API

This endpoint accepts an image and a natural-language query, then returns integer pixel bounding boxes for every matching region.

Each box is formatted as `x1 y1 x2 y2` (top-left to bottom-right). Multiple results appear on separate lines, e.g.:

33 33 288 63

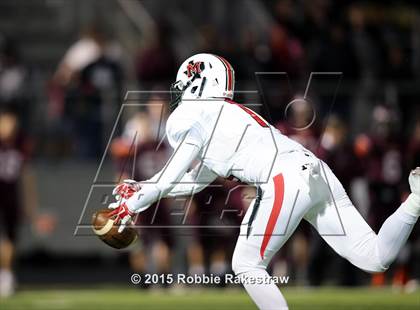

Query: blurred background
0 0 419 306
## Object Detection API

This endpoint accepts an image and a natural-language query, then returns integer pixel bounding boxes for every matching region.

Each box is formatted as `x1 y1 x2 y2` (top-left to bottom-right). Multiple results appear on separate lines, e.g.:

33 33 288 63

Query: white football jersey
166 99 306 183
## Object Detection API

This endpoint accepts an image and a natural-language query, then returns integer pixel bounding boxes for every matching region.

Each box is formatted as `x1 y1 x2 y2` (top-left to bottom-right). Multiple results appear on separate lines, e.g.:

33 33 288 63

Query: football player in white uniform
110 53 420 310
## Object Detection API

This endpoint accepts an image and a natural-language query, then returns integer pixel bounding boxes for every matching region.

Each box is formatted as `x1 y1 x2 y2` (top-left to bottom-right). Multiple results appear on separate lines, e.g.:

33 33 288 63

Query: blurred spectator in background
311 22 360 118
318 116 362 189
50 24 123 158
266 24 305 78
384 43 415 136
53 30 100 86
49 25 105 122
0 109 38 297
347 4 379 80
135 22 176 90
70 48 123 158
0 36 31 126
358 105 403 231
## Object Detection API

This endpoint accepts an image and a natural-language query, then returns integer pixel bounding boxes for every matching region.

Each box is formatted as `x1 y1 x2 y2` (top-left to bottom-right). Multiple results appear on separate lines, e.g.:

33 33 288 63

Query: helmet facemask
169 70 204 112
169 80 184 112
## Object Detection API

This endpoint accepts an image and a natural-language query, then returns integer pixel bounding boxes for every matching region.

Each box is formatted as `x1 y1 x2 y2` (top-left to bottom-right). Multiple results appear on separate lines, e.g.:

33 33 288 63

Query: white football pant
232 150 418 310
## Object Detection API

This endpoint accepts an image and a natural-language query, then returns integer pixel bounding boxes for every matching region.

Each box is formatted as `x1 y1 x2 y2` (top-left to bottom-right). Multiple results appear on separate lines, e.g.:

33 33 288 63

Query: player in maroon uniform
0 109 37 297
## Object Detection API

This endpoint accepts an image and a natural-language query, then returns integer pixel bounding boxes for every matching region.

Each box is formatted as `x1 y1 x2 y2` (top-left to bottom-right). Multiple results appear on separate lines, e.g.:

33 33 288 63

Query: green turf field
0 287 419 310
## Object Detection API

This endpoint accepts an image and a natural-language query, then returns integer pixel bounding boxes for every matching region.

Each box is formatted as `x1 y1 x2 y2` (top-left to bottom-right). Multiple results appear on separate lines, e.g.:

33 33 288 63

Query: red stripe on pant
260 173 285 259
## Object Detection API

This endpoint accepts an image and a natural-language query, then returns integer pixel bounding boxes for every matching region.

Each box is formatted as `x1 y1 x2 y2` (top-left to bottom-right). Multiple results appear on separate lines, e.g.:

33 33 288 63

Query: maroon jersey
356 134 403 230
0 133 28 189
0 133 29 242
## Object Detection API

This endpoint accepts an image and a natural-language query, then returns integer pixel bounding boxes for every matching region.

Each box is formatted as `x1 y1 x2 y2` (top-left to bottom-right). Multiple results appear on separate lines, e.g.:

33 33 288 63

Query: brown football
91 209 138 249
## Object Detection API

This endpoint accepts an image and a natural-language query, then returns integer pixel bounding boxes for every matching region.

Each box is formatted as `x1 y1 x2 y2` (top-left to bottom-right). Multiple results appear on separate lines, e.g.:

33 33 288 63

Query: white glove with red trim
108 179 142 233
108 201 135 233
112 179 141 200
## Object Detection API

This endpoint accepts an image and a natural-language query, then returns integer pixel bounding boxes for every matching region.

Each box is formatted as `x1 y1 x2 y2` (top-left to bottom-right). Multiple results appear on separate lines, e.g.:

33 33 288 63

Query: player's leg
186 240 205 276
232 166 316 310
0 201 19 297
305 164 420 273
0 238 15 297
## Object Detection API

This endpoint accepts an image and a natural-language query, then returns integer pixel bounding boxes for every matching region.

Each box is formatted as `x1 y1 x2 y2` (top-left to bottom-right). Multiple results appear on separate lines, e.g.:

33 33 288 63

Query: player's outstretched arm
165 164 217 197
125 139 200 213
109 140 201 232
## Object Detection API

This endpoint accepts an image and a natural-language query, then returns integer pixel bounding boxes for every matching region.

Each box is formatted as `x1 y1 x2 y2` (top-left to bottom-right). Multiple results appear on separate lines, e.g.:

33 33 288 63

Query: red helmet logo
186 61 203 77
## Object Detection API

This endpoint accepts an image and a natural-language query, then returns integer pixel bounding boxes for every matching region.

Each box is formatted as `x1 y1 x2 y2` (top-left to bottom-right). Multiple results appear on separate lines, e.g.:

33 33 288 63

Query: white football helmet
170 53 235 111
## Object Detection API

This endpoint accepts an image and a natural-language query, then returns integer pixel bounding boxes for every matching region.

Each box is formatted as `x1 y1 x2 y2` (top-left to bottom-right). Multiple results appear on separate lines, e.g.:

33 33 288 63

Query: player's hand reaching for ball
112 179 141 200
108 201 135 233
108 179 141 232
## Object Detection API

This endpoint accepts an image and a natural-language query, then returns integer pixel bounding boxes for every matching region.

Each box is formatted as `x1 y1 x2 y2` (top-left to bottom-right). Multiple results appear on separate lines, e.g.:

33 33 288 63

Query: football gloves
108 201 135 233
112 179 141 201
109 179 141 233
